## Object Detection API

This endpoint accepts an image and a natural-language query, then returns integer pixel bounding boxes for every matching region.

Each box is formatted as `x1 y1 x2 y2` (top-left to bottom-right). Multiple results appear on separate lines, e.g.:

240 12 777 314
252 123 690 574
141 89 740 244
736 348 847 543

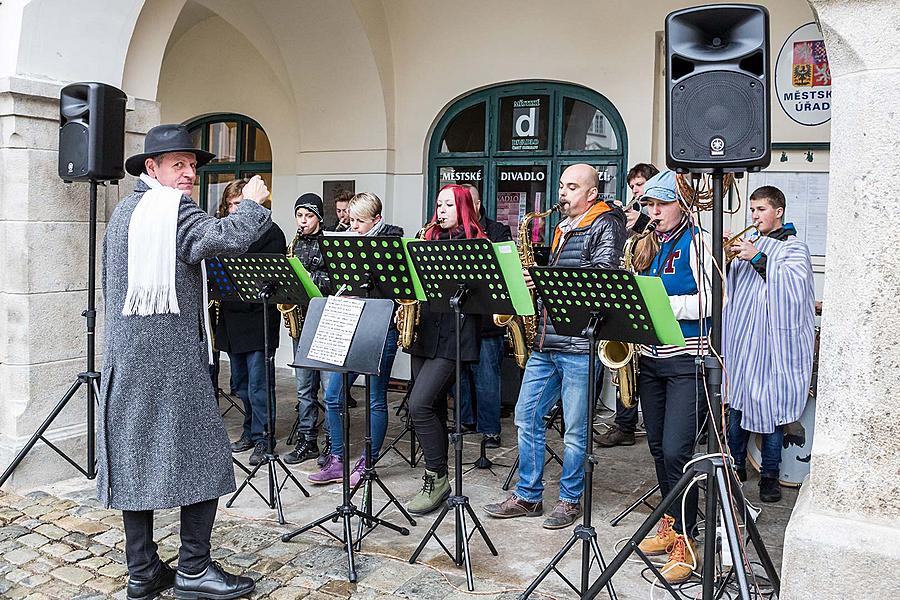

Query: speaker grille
670 70 766 165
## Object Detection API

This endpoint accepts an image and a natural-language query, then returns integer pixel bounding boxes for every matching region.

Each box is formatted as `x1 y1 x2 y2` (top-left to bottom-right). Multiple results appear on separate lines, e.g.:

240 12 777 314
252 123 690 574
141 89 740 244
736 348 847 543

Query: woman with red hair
405 185 485 515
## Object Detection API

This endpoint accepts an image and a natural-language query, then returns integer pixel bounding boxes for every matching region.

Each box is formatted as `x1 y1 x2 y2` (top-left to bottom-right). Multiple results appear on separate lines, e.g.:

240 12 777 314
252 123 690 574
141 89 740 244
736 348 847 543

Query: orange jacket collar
550 202 613 252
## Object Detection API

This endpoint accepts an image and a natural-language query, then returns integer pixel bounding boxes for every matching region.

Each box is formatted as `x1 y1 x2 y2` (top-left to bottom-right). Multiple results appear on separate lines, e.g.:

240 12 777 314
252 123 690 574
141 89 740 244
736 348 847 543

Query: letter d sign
514 107 537 137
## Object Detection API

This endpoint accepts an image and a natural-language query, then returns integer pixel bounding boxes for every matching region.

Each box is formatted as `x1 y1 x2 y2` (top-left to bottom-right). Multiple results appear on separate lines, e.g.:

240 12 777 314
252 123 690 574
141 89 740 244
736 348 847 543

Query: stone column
780 2 900 598
0 75 159 491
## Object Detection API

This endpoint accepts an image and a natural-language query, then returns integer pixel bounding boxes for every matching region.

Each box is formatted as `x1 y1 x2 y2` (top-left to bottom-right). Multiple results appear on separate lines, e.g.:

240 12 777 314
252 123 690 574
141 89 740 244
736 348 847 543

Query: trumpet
724 225 761 265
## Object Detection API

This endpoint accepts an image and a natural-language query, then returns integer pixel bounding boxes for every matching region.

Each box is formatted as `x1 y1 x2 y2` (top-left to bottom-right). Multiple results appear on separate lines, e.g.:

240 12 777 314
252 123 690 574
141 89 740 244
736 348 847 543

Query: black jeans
613 393 639 433
408 356 456 476
122 498 218 579
639 355 706 536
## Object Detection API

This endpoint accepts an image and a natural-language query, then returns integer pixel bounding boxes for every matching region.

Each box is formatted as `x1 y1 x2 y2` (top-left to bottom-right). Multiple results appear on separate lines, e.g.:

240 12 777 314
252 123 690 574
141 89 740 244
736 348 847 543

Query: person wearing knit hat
284 193 332 466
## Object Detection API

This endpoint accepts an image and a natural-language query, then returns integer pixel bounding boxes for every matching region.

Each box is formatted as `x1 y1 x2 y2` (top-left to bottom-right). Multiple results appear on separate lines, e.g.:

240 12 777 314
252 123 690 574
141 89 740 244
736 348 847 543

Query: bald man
484 163 626 530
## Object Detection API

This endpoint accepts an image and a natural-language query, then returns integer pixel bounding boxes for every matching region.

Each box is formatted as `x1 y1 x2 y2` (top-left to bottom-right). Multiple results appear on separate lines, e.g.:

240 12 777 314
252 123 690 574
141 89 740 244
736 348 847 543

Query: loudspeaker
666 4 770 172
58 82 126 182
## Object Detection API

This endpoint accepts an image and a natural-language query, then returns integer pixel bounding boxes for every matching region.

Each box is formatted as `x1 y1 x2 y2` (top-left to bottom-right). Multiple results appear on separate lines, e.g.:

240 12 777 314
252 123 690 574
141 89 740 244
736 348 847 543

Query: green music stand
520 266 683 599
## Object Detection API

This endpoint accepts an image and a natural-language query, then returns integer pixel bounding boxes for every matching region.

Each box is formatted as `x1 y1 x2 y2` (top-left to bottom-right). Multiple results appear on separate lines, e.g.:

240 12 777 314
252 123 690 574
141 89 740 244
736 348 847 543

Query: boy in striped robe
724 185 816 503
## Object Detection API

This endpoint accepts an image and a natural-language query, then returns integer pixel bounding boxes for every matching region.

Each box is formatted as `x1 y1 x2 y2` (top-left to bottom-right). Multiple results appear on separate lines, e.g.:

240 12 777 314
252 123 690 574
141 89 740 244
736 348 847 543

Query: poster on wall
775 22 831 126
746 170 828 256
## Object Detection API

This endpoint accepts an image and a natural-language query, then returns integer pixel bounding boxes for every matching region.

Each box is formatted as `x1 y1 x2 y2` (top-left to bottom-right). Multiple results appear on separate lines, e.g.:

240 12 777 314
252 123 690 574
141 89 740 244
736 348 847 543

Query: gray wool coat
98 179 271 511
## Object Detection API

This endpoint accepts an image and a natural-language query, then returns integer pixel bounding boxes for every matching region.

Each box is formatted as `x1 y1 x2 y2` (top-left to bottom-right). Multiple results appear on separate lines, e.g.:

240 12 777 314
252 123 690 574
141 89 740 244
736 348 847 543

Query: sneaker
350 457 366 487
308 454 343 485
283 438 319 465
483 434 501 449
406 470 450 515
230 434 253 453
596 426 635 448
637 514 677 556
661 534 698 584
248 442 266 466
542 500 582 530
483 495 543 519
317 437 332 468
759 476 782 502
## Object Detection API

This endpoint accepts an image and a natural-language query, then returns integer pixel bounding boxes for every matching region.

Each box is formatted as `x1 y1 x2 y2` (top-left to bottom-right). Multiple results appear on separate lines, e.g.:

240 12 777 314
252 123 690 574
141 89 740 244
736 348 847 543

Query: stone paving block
6 567 31 583
3 547 40 565
38 542 73 558
62 532 93 550
0 506 24 525
84 574 122 594
62 549 92 562
87 543 110 556
0 525 30 542
319 579 358 597
268 587 311 600
40 510 70 522
21 505 51 518
30 556 63 575
34 524 67 541
78 555 111 570
56 516 109 536
355 559 419 594
18 533 50 548
92 528 123 547
226 552 260 568
16 572 51 588
100 515 122 527
0 539 19 554
104 549 126 563
98 562 128 578
393 569 457 600
14 518 44 531
50 565 92 585
211 546 235 560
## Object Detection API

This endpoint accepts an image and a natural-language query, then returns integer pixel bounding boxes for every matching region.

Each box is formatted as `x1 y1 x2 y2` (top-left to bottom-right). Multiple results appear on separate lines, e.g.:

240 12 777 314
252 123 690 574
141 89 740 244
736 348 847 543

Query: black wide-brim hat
125 123 216 176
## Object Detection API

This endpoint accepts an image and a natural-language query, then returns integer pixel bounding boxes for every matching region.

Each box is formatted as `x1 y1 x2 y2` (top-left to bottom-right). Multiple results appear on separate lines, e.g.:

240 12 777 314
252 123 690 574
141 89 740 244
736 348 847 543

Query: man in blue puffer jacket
484 163 626 529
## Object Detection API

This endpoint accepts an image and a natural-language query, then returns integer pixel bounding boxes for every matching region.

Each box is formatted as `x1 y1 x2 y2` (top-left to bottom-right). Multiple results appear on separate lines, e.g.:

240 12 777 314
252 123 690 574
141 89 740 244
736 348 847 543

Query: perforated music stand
319 236 419 542
218 254 318 524
206 257 245 417
281 296 408 583
519 266 684 600
406 238 533 591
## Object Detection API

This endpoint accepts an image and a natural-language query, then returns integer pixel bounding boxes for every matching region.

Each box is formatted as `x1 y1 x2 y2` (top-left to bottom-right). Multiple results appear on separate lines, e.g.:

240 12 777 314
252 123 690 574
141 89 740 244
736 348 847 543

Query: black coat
215 222 287 354
480 216 513 338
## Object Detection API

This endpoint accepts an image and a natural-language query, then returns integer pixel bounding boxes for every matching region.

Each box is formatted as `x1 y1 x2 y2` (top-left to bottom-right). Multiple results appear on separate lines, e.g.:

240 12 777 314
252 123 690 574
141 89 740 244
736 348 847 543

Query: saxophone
597 219 658 409
277 231 304 339
396 220 441 349
493 203 561 368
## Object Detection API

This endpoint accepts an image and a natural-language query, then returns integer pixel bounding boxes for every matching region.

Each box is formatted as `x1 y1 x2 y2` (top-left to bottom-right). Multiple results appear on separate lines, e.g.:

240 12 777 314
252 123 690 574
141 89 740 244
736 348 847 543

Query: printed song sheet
746 171 829 256
307 296 365 366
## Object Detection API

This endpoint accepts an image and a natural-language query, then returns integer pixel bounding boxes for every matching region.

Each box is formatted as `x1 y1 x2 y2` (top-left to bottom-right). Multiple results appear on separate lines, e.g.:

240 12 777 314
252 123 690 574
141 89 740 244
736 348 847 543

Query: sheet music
307 296 365 366
746 171 829 256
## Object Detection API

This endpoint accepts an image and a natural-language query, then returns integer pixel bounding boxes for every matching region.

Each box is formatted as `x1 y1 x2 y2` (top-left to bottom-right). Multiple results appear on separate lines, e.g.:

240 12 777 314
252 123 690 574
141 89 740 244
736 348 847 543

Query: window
428 82 628 243
185 114 272 215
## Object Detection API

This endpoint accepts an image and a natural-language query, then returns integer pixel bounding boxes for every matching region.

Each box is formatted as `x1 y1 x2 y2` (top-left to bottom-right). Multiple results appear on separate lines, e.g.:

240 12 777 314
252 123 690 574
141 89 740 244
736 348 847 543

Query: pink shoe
308 454 343 485
349 457 366 487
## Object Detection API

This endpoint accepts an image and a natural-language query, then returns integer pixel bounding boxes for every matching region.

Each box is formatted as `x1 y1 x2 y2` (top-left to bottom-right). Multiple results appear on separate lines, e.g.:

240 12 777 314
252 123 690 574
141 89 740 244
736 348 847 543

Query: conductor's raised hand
242 175 270 204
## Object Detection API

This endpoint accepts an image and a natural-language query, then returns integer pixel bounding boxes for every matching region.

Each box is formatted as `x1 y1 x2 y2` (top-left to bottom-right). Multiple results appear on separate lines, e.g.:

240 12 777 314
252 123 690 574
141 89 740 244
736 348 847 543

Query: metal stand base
216 388 245 418
609 484 660 527
381 417 423 467
226 453 309 524
464 437 509 476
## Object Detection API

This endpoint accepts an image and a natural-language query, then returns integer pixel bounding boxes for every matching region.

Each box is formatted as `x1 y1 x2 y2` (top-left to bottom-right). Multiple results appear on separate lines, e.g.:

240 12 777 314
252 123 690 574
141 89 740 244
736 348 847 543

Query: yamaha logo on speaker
710 137 725 157
67 162 74 174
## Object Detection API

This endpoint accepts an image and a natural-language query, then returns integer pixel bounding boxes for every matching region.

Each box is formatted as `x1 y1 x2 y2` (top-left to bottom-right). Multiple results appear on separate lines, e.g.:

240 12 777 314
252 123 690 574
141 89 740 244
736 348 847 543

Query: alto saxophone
493 202 561 368
277 231 304 339
597 219 658 409
395 220 441 349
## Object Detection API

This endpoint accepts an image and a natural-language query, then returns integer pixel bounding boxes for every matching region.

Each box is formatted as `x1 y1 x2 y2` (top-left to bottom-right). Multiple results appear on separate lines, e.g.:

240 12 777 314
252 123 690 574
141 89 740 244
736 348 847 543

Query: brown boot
661 534 698 584
483 495 543 519
637 514 677 556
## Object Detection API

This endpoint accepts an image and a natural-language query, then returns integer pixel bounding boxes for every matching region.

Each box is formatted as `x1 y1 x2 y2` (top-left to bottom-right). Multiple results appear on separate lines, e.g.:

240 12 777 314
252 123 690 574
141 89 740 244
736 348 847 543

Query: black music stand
519 266 686 599
319 235 420 540
281 296 409 582
206 257 246 417
406 238 533 591
219 254 314 524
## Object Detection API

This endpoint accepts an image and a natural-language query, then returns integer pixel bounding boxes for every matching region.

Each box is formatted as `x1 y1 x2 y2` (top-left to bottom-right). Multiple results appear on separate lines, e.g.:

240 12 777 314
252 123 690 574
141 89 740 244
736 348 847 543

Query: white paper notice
307 296 365 366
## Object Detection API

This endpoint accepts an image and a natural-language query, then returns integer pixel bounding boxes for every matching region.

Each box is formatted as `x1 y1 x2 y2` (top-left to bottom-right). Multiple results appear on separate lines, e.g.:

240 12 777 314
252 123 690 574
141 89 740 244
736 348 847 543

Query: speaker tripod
0 180 104 489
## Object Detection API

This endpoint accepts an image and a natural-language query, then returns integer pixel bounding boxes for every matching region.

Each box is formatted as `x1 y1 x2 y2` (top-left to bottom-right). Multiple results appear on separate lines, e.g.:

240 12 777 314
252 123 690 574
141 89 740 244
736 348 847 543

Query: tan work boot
637 514 677 556
661 534 698 584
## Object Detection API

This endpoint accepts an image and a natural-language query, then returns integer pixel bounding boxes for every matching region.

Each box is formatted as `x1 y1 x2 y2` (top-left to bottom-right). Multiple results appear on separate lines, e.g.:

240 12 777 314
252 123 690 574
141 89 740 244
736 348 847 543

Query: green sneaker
406 470 450 515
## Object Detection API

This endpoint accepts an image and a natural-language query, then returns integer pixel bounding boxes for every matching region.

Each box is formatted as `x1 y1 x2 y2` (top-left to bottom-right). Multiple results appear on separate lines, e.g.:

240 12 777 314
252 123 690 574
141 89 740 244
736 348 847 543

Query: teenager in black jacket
405 185 485 515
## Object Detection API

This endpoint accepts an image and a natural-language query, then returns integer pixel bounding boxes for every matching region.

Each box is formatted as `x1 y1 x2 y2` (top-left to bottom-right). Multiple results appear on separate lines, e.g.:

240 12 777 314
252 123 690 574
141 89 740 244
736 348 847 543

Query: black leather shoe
127 562 175 600
230 434 253 453
759 476 782 503
174 561 255 600
283 438 319 465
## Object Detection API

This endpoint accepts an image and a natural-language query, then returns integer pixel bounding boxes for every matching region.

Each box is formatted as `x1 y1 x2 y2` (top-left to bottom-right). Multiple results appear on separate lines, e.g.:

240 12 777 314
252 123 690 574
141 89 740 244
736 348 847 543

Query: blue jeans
458 335 504 435
323 328 399 458
228 350 272 444
292 337 324 439
514 350 593 505
728 408 784 478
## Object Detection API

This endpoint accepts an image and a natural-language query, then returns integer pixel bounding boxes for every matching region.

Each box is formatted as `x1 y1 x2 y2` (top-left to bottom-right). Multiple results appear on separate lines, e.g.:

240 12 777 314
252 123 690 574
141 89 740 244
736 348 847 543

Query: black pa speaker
58 82 126 182
666 5 770 172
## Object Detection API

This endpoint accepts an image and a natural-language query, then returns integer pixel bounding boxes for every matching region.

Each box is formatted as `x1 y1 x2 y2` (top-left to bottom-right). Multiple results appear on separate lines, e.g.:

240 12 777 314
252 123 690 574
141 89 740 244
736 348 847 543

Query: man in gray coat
100 124 270 600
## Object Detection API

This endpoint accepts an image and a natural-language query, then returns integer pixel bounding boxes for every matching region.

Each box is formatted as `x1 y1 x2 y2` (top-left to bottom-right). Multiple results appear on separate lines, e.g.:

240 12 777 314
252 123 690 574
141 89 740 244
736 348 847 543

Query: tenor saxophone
277 231 304 339
395 220 440 349
493 203 561 368
597 219 658 408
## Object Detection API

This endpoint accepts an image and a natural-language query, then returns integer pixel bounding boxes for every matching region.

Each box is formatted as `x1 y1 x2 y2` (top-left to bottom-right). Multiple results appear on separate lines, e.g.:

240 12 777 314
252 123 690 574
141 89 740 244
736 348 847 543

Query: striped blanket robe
724 234 815 434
